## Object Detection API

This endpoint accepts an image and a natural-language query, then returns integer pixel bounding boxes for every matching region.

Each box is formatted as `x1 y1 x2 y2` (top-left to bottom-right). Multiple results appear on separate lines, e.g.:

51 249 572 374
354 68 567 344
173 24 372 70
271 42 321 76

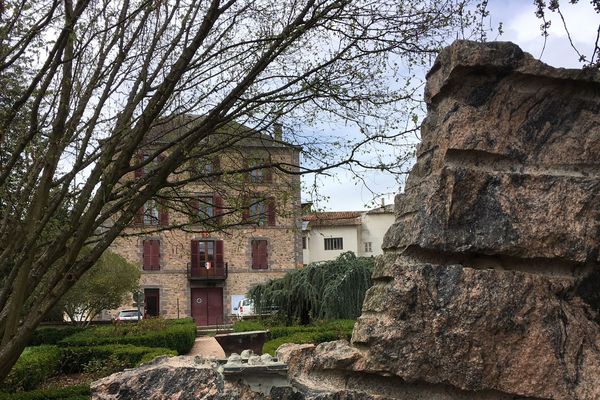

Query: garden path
188 336 225 358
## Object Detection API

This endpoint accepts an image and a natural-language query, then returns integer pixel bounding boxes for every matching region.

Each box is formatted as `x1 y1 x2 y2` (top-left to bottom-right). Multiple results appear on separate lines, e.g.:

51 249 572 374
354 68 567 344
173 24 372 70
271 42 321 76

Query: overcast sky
305 0 599 212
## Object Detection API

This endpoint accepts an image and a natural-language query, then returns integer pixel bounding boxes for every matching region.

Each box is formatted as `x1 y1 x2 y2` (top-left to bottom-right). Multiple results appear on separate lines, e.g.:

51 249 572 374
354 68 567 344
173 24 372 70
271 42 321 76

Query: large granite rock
352 41 600 399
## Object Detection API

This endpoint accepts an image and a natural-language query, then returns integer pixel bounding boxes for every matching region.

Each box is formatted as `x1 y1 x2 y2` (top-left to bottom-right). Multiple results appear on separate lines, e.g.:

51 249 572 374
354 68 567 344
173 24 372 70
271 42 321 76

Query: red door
190 287 223 326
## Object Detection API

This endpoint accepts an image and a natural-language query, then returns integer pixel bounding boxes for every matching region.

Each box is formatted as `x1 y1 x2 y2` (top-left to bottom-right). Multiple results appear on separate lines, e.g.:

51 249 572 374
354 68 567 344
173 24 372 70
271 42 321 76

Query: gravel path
188 336 226 358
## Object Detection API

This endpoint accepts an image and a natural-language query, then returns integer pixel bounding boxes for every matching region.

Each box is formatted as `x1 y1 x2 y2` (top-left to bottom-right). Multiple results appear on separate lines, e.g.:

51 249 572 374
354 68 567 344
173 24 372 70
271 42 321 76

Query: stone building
109 118 303 326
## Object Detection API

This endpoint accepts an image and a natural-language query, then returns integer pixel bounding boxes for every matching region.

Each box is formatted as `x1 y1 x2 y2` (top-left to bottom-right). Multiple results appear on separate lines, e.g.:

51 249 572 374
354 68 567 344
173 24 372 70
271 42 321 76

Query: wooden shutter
143 240 151 270
212 157 220 181
241 196 249 223
134 207 144 225
189 196 199 223
215 240 224 269
214 195 223 224
251 240 268 269
159 202 169 225
151 240 160 270
267 198 276 226
265 157 273 183
135 154 144 178
191 240 199 269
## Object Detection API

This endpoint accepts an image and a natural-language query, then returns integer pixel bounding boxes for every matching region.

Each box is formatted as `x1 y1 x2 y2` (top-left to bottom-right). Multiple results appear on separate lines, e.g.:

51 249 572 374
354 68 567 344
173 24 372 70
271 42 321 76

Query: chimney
381 198 385 208
274 123 283 141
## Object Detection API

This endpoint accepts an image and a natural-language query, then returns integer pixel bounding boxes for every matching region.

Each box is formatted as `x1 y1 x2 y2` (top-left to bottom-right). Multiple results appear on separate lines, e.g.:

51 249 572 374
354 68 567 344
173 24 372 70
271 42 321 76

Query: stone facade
110 126 302 324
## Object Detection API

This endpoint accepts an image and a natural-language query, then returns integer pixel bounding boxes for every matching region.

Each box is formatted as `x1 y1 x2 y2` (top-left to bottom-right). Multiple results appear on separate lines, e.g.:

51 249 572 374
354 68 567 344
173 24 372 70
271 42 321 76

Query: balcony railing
187 262 228 281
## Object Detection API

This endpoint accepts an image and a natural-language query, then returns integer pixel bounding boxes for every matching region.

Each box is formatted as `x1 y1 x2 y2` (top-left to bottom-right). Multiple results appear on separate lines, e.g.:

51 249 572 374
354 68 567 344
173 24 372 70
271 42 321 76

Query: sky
306 0 600 212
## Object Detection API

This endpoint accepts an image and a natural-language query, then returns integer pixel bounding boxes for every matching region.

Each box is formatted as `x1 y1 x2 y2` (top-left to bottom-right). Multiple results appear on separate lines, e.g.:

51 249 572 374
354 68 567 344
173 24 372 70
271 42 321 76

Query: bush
59 318 196 354
1 346 61 392
60 344 177 374
246 320 355 355
0 385 90 400
28 326 87 346
232 320 265 332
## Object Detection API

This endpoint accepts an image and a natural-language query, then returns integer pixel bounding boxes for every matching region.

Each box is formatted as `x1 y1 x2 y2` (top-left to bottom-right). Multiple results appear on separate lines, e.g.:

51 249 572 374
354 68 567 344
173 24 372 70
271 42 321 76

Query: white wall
359 213 395 257
305 225 359 263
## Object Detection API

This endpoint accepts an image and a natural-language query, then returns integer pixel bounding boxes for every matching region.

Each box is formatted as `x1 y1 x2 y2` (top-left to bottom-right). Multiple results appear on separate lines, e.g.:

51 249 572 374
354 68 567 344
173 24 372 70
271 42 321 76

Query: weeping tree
249 252 373 324
0 0 490 381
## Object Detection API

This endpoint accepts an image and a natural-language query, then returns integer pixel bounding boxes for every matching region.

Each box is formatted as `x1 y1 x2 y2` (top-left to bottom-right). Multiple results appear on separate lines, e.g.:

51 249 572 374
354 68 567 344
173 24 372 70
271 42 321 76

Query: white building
302 204 395 263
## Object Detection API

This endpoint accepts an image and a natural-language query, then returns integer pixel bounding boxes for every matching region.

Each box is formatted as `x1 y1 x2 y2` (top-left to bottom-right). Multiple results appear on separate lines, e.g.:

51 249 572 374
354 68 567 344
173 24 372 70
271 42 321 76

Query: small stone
240 349 254 360
247 355 263 366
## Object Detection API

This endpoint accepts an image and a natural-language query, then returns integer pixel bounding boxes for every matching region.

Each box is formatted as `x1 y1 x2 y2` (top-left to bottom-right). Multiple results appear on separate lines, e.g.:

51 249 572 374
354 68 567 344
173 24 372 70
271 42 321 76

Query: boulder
353 40 600 400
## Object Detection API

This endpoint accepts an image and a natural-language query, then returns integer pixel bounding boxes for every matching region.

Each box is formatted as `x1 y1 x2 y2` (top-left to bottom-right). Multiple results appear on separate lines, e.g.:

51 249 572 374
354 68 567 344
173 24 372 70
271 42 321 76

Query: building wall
358 213 395 257
305 225 359 263
109 143 302 322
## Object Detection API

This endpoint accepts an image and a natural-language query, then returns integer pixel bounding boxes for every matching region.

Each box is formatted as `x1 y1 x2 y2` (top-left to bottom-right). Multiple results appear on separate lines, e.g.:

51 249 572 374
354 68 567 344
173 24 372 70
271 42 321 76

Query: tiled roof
302 211 362 226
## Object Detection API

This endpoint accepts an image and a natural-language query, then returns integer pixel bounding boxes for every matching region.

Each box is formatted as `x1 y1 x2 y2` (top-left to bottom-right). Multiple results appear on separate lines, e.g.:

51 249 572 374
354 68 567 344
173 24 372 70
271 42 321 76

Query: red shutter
242 196 249 223
135 154 144 179
267 198 276 226
259 240 268 269
143 240 151 270
135 207 144 225
159 203 169 225
215 240 224 270
190 196 199 223
251 240 268 269
212 157 220 181
214 195 223 224
265 157 273 183
191 240 199 269
152 240 161 270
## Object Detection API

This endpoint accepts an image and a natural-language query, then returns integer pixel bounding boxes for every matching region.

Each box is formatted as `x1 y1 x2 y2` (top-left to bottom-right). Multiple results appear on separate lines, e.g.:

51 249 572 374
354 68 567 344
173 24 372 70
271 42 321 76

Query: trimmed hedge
59 319 196 354
1 346 61 392
60 344 176 373
233 320 355 356
0 385 90 400
28 326 87 346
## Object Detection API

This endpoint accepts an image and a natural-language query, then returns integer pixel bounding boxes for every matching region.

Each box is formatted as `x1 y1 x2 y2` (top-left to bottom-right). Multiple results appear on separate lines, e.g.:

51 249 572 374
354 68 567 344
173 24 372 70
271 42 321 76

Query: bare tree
0 0 481 380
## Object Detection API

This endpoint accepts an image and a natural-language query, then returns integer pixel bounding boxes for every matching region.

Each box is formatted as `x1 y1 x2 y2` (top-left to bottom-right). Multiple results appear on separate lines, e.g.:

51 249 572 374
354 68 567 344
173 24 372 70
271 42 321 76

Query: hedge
59 319 196 354
28 326 87 346
60 344 177 374
0 385 90 400
1 346 61 392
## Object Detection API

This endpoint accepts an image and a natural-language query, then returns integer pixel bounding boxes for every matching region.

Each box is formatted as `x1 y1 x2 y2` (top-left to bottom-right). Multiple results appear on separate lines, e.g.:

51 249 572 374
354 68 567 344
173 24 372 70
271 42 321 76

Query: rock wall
350 41 600 399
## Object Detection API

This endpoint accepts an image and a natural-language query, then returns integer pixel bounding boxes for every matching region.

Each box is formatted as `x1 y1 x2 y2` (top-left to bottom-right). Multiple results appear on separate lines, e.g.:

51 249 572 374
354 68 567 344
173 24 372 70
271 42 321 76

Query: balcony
187 262 228 281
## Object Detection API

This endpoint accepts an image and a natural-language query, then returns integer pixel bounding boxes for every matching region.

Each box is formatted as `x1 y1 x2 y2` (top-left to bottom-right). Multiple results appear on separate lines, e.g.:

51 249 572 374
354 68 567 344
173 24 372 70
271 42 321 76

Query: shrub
259 320 356 355
1 346 61 392
59 318 196 354
0 385 90 400
232 320 265 332
60 344 176 374
28 326 87 346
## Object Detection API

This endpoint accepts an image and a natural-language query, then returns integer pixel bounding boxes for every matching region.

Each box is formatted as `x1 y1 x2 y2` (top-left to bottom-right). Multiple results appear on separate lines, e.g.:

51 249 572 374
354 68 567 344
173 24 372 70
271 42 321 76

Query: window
364 242 373 253
248 158 272 183
324 237 343 250
302 236 307 250
134 199 168 226
244 197 275 226
195 157 220 181
135 153 164 178
198 195 215 218
143 200 159 225
251 239 268 269
143 239 160 270
190 240 224 270
191 194 223 224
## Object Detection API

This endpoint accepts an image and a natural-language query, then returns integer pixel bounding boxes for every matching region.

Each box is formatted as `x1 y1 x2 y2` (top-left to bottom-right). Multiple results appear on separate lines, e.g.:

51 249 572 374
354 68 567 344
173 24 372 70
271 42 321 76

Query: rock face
352 41 600 399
